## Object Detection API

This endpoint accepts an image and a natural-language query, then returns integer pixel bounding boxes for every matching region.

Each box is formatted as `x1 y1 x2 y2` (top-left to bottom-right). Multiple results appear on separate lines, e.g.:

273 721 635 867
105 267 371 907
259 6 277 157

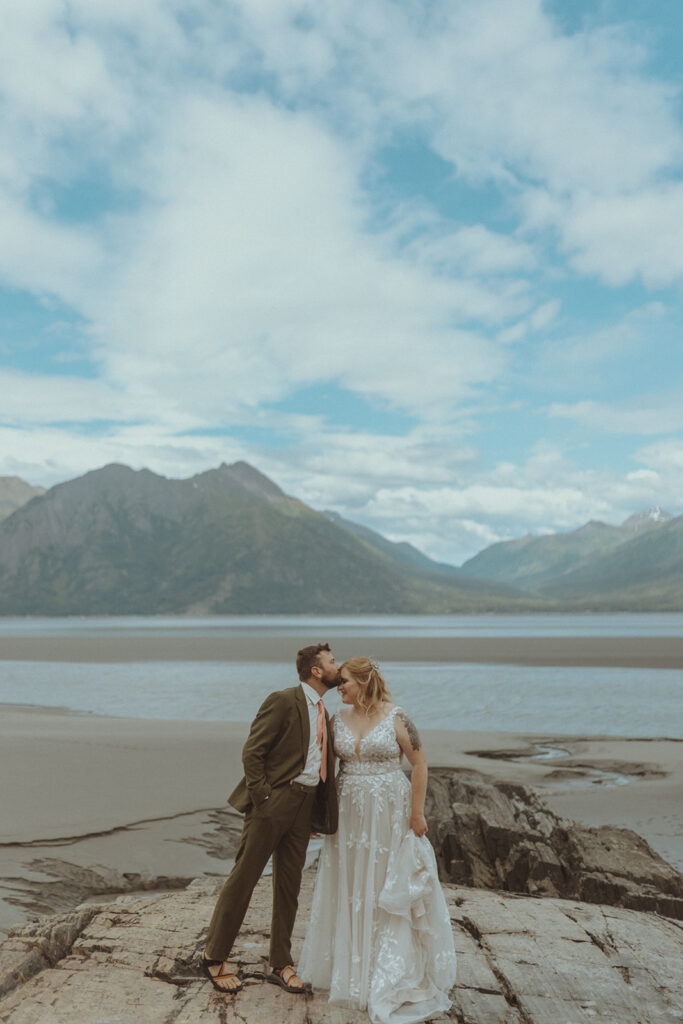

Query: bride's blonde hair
340 656 392 716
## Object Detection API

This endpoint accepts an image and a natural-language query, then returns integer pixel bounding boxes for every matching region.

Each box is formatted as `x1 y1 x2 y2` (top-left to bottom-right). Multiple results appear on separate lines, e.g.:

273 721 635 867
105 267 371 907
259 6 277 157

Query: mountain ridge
0 462 530 615
460 505 682 607
0 463 680 613
323 509 463 578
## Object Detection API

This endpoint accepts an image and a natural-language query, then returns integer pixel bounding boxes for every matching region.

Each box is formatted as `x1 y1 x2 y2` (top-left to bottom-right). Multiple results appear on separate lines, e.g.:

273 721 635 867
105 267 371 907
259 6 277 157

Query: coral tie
316 700 327 783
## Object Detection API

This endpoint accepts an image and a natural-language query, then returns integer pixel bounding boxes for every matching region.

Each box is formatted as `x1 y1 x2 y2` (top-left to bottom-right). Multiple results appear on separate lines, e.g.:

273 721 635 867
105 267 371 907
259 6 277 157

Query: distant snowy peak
621 507 672 531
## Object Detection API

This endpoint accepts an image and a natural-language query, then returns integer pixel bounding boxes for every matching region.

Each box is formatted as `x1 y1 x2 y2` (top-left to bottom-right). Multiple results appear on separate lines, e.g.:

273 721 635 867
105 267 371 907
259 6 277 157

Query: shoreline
1 704 681 937
3 701 682 743
0 634 682 667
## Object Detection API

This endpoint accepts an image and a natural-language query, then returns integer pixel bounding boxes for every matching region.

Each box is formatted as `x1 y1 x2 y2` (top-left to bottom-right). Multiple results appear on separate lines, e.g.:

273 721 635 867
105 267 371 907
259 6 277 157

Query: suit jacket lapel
295 683 310 754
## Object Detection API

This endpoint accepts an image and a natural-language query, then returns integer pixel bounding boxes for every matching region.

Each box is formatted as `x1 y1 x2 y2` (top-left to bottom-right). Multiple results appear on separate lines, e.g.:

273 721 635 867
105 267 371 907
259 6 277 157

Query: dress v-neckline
339 707 398 758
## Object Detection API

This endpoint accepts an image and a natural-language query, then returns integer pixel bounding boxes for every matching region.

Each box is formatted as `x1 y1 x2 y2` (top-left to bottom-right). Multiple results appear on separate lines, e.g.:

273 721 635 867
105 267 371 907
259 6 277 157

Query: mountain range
0 463 680 613
0 462 525 615
460 507 683 609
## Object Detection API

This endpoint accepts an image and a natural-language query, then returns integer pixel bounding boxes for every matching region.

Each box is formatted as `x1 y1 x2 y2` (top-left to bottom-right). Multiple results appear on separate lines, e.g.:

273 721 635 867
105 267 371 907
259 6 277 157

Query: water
0 612 682 639
0 615 680 736
1 659 681 737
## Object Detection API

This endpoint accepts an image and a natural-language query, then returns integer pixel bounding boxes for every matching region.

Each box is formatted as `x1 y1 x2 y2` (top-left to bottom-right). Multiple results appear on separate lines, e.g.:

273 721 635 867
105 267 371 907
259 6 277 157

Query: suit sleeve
242 691 284 807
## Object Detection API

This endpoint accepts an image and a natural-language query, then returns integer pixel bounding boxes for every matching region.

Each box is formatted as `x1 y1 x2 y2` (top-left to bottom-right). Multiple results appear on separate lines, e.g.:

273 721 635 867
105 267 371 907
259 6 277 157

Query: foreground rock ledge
2 871 683 1024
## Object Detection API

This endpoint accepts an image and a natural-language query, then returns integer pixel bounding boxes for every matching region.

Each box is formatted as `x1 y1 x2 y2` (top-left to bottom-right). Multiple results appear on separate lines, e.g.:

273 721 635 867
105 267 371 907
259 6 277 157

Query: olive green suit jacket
228 684 338 835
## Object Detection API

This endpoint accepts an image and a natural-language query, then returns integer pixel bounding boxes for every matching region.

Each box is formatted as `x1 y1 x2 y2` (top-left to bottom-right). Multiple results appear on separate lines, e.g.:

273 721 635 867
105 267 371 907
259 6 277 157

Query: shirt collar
300 682 320 705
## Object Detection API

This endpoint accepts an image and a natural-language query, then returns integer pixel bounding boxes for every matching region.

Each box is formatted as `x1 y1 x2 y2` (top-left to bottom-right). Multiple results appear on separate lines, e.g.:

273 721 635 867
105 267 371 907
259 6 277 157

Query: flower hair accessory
369 657 380 671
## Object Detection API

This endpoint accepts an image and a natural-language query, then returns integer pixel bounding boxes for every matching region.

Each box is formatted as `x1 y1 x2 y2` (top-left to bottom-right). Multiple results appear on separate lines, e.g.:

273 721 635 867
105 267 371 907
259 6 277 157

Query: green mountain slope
3 463 678 614
459 506 683 609
538 513 683 608
0 462 532 615
460 520 625 589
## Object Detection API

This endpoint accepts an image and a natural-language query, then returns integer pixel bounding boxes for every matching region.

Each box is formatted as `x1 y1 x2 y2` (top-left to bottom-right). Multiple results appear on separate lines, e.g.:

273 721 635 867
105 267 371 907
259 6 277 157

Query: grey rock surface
1 869 683 1024
426 768 683 919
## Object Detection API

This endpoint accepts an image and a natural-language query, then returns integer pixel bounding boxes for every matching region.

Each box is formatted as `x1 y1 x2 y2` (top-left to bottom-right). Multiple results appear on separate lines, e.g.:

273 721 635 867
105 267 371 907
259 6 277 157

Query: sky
0 0 682 565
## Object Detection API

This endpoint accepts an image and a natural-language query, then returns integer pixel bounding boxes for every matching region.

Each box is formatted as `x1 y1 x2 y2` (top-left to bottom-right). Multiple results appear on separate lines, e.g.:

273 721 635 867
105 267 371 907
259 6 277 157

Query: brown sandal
200 955 243 993
267 965 305 993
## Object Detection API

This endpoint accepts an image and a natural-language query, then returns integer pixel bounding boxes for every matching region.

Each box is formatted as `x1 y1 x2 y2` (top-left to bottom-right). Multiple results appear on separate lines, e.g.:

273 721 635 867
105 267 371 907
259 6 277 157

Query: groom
201 643 340 994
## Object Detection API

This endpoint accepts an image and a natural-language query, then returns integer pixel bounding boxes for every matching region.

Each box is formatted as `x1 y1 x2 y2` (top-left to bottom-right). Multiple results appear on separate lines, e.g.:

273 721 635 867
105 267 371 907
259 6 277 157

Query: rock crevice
0 904 100 1002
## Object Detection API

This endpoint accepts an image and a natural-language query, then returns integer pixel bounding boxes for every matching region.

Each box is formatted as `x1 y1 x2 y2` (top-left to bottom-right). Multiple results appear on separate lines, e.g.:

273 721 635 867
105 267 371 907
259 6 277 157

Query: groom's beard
321 671 342 690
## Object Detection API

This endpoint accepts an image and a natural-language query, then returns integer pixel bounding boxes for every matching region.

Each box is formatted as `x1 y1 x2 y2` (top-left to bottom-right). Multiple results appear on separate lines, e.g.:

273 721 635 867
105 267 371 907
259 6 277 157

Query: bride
298 657 457 1024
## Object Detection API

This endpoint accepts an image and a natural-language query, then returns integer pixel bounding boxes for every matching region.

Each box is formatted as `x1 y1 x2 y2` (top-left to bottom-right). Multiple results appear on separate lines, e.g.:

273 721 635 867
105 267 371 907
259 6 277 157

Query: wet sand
1 705 681 936
0 635 681 668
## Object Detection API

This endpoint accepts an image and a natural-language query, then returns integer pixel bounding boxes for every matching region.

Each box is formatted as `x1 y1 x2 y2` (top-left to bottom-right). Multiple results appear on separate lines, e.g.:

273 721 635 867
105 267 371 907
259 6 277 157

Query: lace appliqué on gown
298 707 457 1024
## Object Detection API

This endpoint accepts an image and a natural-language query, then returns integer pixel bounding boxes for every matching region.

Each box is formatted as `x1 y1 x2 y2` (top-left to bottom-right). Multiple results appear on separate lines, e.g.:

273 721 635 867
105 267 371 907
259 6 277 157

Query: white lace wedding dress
298 707 457 1024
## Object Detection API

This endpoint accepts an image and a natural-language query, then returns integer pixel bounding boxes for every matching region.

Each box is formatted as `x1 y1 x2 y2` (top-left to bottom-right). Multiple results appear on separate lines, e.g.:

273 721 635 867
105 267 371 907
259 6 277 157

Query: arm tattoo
397 710 421 752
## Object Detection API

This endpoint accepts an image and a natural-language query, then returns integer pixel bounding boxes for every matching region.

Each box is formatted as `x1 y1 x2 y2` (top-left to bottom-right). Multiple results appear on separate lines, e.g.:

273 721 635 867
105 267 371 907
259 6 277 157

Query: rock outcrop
3 771 683 1021
2 870 683 1023
426 768 683 919
5 773 682 928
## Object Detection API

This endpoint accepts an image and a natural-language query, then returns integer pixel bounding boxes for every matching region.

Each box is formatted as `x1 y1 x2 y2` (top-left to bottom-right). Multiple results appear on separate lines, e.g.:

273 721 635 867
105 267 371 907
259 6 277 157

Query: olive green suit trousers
204 685 337 969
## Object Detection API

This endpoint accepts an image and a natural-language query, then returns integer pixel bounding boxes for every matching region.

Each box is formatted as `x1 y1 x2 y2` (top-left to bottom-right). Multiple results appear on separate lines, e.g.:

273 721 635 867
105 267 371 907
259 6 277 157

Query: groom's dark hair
296 643 331 681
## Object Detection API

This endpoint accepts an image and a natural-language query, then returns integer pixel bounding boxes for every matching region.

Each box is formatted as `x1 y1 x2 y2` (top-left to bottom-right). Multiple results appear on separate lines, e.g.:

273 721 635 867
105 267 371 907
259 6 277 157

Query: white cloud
497 297 562 344
0 0 680 425
0 3 141 193
290 435 682 563
230 1 681 192
0 422 252 490
346 0 682 193
0 369 132 426
367 482 604 527
0 1 682 563
636 438 683 473
404 224 536 276
548 397 683 436
528 299 561 332
627 469 660 484
525 186 683 288
0 194 102 305
543 303 666 369
81 91 527 423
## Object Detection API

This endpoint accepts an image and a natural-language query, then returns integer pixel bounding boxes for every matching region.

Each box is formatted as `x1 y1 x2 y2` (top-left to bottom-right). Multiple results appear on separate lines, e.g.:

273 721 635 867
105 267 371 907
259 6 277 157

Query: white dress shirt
292 682 324 786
